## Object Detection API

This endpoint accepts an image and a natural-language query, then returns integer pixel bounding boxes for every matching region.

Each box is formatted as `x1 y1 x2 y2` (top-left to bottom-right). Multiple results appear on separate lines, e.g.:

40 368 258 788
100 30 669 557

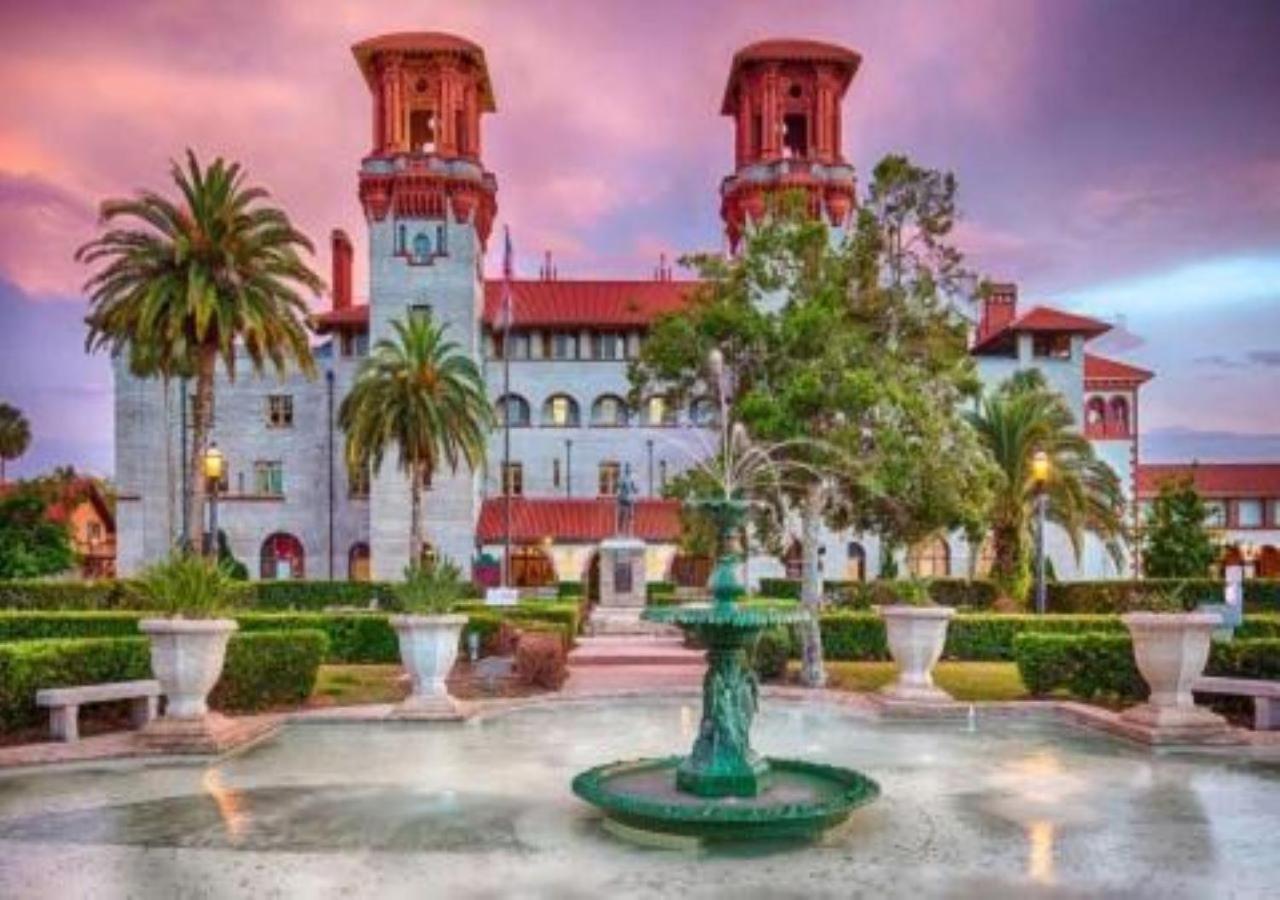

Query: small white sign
485 587 520 607
1224 565 1244 609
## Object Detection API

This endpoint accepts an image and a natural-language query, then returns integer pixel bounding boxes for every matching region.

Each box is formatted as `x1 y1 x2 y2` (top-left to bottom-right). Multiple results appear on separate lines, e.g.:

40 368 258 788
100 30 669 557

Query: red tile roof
971 304 1111 354
313 280 699 333
481 280 696 329
351 33 495 109
476 497 681 543
1137 464 1280 499
722 40 862 113
1084 353 1153 386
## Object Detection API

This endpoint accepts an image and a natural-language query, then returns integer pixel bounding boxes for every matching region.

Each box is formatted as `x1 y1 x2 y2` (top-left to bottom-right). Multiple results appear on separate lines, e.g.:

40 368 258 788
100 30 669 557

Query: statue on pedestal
616 462 638 536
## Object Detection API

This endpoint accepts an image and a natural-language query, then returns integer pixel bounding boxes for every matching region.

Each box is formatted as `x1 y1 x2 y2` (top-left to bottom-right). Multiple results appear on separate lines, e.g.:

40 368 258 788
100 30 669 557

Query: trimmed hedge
0 629 328 731
759 578 998 609
750 627 793 681
1046 579 1280 614
647 581 676 600
556 581 585 599
1014 633 1280 702
758 578 801 600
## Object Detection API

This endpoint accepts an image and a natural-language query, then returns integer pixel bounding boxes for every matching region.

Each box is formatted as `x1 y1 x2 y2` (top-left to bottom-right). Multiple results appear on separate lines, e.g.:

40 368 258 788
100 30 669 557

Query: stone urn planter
139 617 238 719
877 605 956 703
1120 611 1229 740
390 614 468 718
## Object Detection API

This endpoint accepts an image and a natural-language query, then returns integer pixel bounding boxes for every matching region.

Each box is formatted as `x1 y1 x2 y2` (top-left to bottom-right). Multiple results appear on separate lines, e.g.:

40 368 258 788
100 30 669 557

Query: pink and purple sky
1 0 1279 478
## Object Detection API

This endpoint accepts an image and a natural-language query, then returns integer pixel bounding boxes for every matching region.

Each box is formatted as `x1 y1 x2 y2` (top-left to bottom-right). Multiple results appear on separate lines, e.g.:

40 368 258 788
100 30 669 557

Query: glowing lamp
1031 451 1050 485
203 444 226 482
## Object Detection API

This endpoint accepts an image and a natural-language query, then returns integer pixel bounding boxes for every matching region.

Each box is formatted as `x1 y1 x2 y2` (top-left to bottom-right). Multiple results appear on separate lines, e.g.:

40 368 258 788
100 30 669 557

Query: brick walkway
563 635 705 697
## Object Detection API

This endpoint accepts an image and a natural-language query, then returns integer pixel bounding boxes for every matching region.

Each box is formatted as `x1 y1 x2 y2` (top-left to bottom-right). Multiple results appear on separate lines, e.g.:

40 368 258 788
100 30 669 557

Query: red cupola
352 32 498 246
719 39 861 250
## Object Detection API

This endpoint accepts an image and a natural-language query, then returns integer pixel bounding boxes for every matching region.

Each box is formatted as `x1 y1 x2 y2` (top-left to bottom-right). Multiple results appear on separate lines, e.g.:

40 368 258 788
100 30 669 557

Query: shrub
0 580 149 611
0 630 329 731
513 632 567 690
927 579 999 610
750 627 793 681
395 560 468 615
646 581 676 600
1047 579 1223 614
758 578 801 600
137 551 242 617
1206 638 1280 681
236 613 398 664
251 581 396 611
209 630 328 712
557 581 585 599
818 613 888 660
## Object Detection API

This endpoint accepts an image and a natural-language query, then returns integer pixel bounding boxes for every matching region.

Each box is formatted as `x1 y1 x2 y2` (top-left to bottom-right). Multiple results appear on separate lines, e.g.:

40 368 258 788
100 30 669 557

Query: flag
498 226 514 332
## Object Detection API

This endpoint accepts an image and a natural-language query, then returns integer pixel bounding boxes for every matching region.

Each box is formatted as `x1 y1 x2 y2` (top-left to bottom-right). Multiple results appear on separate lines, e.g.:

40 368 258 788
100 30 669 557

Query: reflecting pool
1 698 1277 897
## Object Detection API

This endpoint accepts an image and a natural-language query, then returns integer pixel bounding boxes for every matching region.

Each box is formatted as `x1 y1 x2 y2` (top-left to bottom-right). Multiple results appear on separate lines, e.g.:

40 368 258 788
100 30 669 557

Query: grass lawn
797 661 1028 702
310 665 406 707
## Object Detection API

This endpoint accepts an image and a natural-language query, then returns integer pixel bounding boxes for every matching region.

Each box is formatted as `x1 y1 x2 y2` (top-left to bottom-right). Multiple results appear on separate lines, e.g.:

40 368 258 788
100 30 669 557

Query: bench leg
131 696 157 729
1255 698 1279 731
49 705 79 743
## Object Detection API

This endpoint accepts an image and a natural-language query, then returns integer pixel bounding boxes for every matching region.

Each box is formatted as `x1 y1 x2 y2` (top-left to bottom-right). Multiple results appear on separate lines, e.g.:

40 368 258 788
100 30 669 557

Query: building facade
114 32 1153 589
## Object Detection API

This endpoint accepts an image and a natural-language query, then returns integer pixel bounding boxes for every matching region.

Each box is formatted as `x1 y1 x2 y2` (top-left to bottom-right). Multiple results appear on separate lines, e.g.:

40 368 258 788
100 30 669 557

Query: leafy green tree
0 402 31 484
631 156 996 686
339 316 492 567
77 150 323 553
967 370 1126 602
1141 475 1218 578
0 484 75 579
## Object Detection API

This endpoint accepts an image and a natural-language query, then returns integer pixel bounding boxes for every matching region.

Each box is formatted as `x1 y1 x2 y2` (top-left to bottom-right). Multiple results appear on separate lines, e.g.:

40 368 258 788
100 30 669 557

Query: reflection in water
1027 819 1054 885
202 769 248 842
680 704 695 743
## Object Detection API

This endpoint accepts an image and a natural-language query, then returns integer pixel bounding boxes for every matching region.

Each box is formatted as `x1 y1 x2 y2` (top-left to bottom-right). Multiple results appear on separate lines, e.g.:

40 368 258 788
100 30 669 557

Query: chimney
978 282 1017 341
331 229 353 310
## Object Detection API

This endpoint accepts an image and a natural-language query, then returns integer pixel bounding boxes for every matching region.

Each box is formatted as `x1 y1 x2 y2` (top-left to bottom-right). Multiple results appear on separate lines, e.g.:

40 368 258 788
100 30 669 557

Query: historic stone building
113 33 1151 589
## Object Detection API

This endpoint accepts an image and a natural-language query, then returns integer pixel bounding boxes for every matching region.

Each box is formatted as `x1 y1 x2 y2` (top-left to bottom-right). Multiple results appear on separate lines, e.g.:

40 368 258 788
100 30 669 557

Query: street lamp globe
1031 450 1050 485
202 443 225 482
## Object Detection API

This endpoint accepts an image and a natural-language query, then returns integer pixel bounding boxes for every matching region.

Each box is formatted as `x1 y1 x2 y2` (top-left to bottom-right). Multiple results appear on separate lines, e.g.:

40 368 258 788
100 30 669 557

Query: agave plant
138 551 241 618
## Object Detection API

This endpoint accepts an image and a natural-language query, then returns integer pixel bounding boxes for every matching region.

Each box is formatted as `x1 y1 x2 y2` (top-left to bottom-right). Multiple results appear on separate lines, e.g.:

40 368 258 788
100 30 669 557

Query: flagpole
502 227 513 590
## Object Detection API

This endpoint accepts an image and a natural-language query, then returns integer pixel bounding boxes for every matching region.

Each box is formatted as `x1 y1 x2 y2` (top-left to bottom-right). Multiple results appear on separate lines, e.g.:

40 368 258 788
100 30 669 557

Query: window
87 521 103 542
542 394 580 427
845 541 866 582
260 532 304 580
690 397 719 428
592 332 625 360
599 461 622 496
339 332 369 357
645 395 676 426
254 460 284 496
658 460 668 492
1273 501 1280 527
546 332 579 360
783 113 808 158
495 331 531 360
1205 500 1227 528
496 394 531 427
552 458 562 489
591 395 629 427
907 537 951 578
267 394 293 428
1032 333 1072 359
349 464 370 499
409 109 436 152
349 543 371 582
411 232 432 263
1237 499 1264 528
502 462 523 497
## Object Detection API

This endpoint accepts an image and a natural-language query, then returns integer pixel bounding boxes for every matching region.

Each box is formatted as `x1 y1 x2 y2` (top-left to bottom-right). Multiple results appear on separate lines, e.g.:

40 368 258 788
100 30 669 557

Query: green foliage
78 150 323 551
1141 475 1219 578
818 613 890 660
339 315 492 562
1014 633 1280 702
0 630 328 731
646 581 676 599
893 577 933 607
762 578 998 610
0 485 76 579
556 581 584 599
967 369 1127 602
394 560 468 616
0 402 32 483
758 578 801 600
209 630 327 712
750 627 793 681
215 531 249 581
137 551 240 618
1045 579 1225 613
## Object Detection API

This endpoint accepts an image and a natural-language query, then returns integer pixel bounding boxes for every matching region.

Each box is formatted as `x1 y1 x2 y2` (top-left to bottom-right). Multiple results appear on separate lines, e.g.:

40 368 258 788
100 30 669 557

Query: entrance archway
511 545 556 588
261 532 305 580
349 542 370 582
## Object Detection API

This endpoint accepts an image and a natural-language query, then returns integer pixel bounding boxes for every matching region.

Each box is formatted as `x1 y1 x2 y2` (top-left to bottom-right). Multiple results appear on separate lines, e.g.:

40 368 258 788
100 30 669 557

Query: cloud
1246 349 1280 368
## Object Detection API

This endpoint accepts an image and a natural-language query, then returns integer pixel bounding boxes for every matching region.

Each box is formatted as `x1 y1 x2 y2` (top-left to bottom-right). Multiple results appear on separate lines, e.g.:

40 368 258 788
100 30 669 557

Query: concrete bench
35 680 161 742
1193 676 1280 730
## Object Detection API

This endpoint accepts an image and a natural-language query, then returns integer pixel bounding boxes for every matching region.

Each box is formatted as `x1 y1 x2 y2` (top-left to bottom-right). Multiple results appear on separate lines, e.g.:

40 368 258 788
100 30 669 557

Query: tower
352 32 498 578
719 39 861 251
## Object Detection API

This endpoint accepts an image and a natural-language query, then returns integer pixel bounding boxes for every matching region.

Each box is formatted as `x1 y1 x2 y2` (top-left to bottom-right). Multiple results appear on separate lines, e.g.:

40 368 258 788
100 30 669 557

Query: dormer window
412 232 432 263
783 114 808 159
1033 334 1072 360
409 109 437 153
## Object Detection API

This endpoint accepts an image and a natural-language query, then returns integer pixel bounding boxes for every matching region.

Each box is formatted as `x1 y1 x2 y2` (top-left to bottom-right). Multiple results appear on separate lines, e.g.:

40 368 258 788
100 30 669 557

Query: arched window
845 541 866 582
644 395 677 427
261 532 305 580
1108 396 1130 437
495 394 531 427
689 397 719 428
1085 396 1106 436
411 231 432 263
542 394 581 428
907 536 950 578
349 542 371 582
783 540 804 580
511 545 556 587
591 394 630 427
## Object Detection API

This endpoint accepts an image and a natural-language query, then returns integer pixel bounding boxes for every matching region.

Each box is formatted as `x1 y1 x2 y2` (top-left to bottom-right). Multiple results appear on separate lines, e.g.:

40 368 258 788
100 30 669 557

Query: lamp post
1031 450 1050 615
202 443 225 560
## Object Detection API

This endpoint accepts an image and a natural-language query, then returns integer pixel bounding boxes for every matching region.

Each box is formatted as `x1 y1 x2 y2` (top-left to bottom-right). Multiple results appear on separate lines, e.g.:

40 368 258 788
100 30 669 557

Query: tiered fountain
571 351 880 844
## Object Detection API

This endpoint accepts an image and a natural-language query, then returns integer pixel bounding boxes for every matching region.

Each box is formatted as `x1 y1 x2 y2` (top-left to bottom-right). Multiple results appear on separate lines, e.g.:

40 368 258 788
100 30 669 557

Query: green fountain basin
572 755 880 843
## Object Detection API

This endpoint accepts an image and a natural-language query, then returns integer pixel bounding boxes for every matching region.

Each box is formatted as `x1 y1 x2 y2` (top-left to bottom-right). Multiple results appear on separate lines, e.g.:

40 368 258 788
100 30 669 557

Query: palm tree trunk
798 481 827 688
187 346 216 556
409 461 423 570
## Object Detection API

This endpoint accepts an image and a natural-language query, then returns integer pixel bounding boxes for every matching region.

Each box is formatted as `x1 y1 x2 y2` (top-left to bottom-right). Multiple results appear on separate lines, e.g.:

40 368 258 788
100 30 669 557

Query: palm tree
967 370 1126 603
77 150 323 551
339 315 493 566
0 402 31 484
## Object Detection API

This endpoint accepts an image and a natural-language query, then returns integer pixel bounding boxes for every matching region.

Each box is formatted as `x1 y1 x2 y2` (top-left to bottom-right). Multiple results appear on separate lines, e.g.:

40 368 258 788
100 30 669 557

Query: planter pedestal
137 618 242 753
390 614 467 720
1120 612 1230 743
878 606 956 705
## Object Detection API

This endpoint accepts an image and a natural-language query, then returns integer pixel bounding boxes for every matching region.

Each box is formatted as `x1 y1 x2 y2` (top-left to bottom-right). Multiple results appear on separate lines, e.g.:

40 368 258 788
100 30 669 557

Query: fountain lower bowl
571 755 879 844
